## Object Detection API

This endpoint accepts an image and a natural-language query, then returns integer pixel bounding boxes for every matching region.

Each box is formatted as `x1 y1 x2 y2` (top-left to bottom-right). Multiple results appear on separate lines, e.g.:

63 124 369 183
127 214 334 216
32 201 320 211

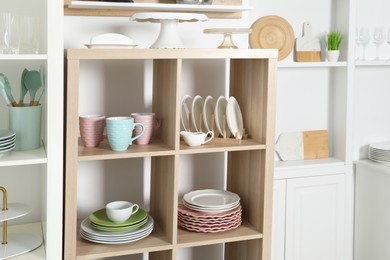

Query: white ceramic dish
214 96 231 138
202 96 216 132
85 44 137 49
226 96 244 139
0 129 16 141
191 95 204 132
183 189 240 208
0 142 15 151
90 33 134 45
0 136 15 147
180 95 193 131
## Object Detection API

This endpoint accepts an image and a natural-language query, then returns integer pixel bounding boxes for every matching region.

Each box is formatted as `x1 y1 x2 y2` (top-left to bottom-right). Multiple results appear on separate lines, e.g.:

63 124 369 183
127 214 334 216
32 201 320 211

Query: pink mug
79 114 105 148
131 113 161 145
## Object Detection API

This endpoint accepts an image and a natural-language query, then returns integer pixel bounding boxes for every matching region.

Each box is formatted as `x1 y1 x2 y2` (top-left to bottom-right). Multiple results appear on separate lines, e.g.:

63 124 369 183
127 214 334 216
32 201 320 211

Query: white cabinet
272 170 353 260
0 0 63 259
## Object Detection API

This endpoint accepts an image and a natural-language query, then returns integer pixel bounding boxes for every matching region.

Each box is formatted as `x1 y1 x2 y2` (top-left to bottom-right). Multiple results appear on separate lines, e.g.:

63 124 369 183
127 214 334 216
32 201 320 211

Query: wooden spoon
23 70 42 106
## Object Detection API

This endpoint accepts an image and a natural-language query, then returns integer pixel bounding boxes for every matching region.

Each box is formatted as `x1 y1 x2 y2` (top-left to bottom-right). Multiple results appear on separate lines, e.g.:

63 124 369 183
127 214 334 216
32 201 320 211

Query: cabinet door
285 174 346 260
272 179 287 260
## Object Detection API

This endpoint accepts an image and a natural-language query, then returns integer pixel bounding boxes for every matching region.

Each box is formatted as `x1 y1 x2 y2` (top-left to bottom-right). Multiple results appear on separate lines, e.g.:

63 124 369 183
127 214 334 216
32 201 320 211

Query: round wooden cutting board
249 15 295 60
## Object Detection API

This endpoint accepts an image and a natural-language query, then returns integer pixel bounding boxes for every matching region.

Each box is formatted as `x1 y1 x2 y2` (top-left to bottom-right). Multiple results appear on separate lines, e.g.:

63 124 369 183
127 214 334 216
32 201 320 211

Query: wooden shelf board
177 221 262 248
67 48 278 61
78 138 265 161
68 1 252 12
76 222 172 259
0 146 47 167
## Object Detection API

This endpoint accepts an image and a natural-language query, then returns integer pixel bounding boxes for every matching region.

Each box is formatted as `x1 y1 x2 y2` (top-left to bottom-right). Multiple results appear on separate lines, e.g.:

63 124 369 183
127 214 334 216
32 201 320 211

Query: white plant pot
326 50 340 62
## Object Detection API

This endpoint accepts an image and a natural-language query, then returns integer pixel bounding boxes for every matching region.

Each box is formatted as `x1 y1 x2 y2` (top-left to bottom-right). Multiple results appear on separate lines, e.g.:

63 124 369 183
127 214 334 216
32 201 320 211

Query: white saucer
214 96 231 138
191 95 204 132
226 96 244 139
181 95 193 131
203 96 216 132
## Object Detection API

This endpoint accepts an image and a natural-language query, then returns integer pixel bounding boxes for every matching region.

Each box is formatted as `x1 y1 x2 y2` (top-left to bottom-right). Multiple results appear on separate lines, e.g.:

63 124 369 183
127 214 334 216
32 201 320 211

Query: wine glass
373 26 384 60
386 27 390 60
359 27 370 61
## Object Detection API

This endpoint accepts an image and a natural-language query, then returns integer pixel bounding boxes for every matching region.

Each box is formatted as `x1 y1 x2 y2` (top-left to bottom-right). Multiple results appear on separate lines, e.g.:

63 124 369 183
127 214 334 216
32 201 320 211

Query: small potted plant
326 31 342 61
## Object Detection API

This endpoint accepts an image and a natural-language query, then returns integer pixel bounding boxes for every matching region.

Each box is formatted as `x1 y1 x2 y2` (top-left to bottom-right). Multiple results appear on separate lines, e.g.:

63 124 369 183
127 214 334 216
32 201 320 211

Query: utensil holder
8 105 42 151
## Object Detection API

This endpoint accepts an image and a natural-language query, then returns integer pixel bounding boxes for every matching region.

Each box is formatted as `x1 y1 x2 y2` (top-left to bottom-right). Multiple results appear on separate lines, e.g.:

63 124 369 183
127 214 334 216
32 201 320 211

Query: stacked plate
80 208 153 244
179 189 242 233
0 129 16 157
181 95 244 139
368 141 390 163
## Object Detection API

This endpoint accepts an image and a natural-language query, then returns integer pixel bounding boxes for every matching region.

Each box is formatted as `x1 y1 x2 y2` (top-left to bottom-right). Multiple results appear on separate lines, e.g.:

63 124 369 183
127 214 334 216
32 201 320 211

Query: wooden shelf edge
177 221 263 248
64 1 251 18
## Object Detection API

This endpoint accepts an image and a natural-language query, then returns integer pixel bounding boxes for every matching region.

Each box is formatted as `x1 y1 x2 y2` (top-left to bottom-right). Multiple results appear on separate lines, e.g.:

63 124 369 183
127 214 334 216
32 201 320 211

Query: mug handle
203 131 214 144
130 123 145 143
131 204 139 214
154 117 161 130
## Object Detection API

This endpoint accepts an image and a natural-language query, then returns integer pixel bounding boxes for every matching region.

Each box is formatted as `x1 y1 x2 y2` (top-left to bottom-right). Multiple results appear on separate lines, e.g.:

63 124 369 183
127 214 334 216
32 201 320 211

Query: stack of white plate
80 208 154 244
181 95 244 139
179 189 242 233
368 141 390 163
0 129 16 157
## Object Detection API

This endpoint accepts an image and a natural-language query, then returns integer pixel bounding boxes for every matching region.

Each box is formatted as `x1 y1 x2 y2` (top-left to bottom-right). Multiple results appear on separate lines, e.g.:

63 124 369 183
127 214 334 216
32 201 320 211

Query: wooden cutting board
275 130 329 161
295 22 321 62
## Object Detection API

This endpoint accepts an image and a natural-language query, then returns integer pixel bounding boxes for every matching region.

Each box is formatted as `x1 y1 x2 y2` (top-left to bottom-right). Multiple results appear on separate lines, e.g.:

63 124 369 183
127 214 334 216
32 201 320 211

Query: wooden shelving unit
64 48 277 259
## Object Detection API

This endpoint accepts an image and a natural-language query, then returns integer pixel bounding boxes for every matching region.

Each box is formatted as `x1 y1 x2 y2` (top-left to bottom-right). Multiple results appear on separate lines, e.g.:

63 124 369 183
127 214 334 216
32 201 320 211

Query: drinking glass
373 26 384 60
19 16 40 54
386 27 390 60
359 27 370 61
0 12 20 54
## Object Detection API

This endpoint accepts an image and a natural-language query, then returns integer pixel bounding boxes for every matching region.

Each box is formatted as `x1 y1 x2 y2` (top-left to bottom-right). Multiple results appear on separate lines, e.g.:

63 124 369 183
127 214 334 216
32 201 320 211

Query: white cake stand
130 12 208 49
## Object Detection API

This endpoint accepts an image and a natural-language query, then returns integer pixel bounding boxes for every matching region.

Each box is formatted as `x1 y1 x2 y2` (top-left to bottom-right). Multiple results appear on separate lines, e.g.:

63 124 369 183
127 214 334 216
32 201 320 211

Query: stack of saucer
80 208 153 244
0 129 16 157
178 189 242 233
368 141 390 163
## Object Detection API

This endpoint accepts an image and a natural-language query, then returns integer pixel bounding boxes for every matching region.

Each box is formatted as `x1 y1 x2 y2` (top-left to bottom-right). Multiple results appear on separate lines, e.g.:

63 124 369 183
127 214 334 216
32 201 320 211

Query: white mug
106 201 139 223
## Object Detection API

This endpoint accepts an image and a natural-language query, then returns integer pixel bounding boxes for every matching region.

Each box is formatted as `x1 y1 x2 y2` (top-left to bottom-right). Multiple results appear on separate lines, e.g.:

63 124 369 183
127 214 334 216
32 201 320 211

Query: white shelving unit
0 0 63 259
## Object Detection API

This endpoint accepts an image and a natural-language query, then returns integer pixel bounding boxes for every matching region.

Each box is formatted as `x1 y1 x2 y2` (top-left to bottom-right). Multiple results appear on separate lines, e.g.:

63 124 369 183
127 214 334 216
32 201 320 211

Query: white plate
214 96 231 138
202 96 216 132
183 201 240 212
0 142 15 151
226 96 244 139
369 141 390 151
183 189 240 208
191 95 204 132
0 129 16 141
85 44 137 49
90 33 134 45
80 227 153 244
181 95 193 131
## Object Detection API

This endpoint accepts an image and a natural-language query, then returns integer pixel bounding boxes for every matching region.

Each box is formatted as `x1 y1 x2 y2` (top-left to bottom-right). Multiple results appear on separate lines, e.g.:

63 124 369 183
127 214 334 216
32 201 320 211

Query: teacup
131 113 161 145
106 201 139 223
106 117 145 151
180 131 214 147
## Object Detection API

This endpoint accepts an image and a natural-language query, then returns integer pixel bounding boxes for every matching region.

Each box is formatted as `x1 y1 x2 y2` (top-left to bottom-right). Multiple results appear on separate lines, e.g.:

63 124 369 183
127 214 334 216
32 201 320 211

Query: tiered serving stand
0 187 42 259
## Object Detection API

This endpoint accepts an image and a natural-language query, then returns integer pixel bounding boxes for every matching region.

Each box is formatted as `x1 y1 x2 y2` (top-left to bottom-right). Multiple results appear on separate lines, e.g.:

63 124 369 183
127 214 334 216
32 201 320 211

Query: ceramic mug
131 113 161 145
180 131 214 147
106 116 145 151
106 201 139 223
79 114 105 148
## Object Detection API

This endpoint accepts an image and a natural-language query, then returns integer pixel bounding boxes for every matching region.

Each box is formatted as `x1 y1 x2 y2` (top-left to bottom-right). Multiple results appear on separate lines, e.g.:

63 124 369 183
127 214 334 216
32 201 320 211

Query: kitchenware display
215 96 231 138
250 15 295 61
368 141 390 163
130 12 207 49
9 105 42 151
226 96 244 139
191 95 204 132
79 114 106 148
106 116 145 151
181 95 193 131
275 130 329 161
203 28 252 49
106 201 139 223
80 214 154 244
0 186 43 259
81 205 153 244
180 131 214 147
202 96 216 132
131 113 161 145
85 33 137 49
178 189 242 233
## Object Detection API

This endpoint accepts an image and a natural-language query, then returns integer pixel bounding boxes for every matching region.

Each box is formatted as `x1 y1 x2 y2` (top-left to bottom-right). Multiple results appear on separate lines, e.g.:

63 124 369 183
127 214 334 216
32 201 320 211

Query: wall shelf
0 147 47 167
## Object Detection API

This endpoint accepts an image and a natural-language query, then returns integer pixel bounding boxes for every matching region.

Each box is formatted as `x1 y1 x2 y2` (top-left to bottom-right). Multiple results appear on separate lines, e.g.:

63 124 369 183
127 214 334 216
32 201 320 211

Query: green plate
90 216 148 232
89 208 148 227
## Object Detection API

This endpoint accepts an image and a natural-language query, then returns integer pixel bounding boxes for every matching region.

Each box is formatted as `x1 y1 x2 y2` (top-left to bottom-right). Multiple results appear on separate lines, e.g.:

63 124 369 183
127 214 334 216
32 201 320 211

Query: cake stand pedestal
131 12 208 49
204 28 252 49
